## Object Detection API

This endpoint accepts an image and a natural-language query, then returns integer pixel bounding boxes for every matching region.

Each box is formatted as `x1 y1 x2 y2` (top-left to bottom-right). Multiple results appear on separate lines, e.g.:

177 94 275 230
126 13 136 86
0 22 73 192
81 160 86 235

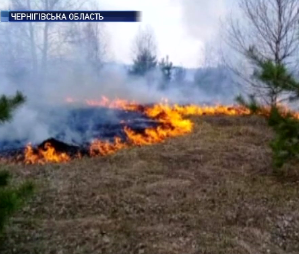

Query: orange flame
90 137 128 156
24 142 70 165
124 103 193 144
3 96 298 165
84 96 139 111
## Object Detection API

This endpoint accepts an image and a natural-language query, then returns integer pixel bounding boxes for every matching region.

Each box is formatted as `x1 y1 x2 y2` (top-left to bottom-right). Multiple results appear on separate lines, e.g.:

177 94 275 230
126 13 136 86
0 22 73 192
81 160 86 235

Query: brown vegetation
1 116 299 254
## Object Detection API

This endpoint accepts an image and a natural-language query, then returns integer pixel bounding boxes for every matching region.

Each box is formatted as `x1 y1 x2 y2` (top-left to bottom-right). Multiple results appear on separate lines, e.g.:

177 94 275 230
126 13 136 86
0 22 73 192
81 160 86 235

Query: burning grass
1 115 299 254
19 99 299 165
2 96 298 165
22 103 251 164
1 97 256 164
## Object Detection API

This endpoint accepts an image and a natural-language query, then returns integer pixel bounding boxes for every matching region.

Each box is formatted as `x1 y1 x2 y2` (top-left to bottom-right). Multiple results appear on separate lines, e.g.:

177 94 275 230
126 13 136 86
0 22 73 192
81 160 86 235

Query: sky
101 0 234 68
0 0 236 68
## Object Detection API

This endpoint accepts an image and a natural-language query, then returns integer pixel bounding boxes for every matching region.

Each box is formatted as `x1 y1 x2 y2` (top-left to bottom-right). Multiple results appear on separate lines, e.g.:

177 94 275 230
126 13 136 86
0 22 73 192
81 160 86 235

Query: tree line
0 0 236 100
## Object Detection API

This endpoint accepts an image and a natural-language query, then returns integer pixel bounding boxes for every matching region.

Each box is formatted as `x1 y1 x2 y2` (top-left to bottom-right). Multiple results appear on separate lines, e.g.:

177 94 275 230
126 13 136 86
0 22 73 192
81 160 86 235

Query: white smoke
0 61 232 146
174 0 230 42
0 4 239 148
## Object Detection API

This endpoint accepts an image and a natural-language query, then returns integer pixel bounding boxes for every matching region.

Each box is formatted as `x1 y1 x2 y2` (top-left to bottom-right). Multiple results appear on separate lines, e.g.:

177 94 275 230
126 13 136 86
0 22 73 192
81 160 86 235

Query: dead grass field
1 115 299 254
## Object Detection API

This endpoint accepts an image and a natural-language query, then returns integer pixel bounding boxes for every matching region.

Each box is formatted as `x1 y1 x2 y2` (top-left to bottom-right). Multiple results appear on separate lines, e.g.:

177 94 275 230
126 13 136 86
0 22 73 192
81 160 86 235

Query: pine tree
225 0 299 107
0 91 26 122
159 55 173 83
129 27 158 77
0 91 34 238
0 170 34 234
237 48 299 171
130 49 157 76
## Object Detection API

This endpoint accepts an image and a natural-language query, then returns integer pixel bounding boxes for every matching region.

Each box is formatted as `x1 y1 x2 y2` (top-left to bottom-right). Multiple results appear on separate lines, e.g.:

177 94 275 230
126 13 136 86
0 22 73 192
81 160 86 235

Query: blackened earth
0 106 159 159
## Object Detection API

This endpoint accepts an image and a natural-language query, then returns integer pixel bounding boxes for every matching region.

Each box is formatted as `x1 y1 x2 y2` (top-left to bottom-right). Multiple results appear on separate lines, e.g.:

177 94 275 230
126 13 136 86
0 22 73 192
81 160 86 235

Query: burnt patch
0 106 160 162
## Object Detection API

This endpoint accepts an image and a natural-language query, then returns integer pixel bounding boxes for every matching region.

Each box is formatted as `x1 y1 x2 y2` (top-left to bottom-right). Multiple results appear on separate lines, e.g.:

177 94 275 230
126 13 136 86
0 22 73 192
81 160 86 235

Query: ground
1 116 299 254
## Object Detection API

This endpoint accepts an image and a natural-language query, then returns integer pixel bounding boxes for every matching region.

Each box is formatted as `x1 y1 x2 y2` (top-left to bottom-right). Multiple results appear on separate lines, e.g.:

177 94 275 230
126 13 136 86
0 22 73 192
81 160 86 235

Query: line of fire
0 96 298 165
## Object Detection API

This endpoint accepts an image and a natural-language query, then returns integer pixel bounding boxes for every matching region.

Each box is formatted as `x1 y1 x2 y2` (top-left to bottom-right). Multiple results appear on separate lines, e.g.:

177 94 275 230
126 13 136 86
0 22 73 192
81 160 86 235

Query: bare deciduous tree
66 22 108 74
130 26 158 77
224 0 299 106
1 0 89 81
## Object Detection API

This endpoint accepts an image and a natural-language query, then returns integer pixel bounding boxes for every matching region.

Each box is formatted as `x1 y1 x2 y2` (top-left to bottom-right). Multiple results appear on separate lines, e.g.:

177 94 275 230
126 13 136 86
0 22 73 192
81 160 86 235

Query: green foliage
0 171 10 187
235 94 261 114
237 48 299 172
0 170 34 234
254 58 299 97
0 91 34 240
159 55 173 83
246 47 289 106
129 50 157 77
0 91 26 123
248 44 299 98
0 170 34 235
237 93 299 170
268 107 299 169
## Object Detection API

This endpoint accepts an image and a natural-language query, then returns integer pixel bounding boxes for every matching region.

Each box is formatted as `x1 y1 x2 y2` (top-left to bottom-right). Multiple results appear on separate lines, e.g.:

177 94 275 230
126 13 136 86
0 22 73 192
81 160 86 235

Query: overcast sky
1 0 236 68
102 0 236 68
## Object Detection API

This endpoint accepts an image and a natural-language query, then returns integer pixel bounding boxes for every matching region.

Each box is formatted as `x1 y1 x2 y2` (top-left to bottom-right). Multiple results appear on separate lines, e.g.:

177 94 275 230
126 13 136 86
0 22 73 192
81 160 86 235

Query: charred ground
0 106 159 161
1 115 299 254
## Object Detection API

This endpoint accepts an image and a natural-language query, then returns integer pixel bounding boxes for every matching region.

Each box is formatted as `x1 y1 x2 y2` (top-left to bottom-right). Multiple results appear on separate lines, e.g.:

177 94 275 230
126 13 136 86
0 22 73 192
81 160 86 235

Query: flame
82 96 139 111
24 142 70 165
3 96 299 165
90 137 128 156
173 104 251 116
123 103 193 144
65 97 75 103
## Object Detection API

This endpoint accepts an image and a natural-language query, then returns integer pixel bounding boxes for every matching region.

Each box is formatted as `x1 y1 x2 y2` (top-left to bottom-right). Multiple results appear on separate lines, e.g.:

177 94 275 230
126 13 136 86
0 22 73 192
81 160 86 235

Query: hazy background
0 0 238 67
0 0 242 146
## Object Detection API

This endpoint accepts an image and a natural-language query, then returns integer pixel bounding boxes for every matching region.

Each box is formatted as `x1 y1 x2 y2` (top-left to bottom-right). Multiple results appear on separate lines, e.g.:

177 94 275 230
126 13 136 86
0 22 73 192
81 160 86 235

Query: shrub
0 169 34 236
268 108 299 170
0 91 34 239
236 46 299 173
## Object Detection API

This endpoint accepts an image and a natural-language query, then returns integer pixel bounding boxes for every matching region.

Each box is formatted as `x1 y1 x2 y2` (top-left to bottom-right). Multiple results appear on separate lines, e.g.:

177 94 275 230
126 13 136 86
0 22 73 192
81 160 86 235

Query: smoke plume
0 7 239 149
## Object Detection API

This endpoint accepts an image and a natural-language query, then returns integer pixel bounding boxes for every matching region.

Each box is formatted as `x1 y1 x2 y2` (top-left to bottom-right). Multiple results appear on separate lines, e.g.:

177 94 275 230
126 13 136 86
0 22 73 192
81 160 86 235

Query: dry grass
1 115 299 254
